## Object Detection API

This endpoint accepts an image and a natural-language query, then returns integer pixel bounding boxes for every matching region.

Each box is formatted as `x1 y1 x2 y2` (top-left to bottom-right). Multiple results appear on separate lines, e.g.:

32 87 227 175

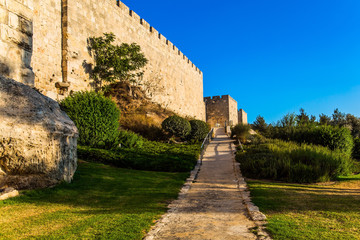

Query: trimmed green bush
78 140 201 172
60 91 120 149
162 115 191 139
236 139 353 183
189 120 210 142
118 130 144 149
231 123 251 143
269 125 354 157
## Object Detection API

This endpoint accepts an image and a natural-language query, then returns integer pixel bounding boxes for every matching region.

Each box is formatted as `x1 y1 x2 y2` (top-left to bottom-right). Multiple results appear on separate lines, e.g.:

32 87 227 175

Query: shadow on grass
7 161 188 215
247 180 360 213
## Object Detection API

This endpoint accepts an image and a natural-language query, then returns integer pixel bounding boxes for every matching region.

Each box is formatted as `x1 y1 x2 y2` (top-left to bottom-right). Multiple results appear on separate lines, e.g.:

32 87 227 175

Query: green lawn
247 174 360 240
0 161 188 239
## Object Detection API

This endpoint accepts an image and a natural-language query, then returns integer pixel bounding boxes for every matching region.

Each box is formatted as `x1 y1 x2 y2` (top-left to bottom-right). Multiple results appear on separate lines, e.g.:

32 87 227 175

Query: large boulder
0 76 78 189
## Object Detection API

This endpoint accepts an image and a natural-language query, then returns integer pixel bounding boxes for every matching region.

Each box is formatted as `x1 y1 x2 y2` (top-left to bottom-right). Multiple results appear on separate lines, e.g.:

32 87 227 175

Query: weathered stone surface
204 95 239 128
0 76 78 189
0 187 19 200
0 0 205 120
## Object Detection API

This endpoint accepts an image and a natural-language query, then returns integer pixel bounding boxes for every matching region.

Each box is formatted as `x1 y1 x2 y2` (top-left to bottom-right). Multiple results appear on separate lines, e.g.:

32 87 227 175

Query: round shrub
60 91 120 149
189 120 210 142
162 115 191 139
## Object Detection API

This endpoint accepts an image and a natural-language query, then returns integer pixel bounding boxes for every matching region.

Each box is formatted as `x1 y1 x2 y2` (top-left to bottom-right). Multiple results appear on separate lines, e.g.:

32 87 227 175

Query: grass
247 174 360 240
0 160 188 239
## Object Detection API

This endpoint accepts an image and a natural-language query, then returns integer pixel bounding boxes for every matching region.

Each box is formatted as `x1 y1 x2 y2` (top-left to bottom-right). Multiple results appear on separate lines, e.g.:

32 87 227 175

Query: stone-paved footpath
145 128 258 240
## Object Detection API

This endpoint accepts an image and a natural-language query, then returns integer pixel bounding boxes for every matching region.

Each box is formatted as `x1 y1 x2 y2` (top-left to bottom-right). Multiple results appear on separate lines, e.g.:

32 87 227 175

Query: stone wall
204 95 239 127
31 0 62 99
0 0 34 85
228 95 238 126
238 109 248 124
0 0 205 120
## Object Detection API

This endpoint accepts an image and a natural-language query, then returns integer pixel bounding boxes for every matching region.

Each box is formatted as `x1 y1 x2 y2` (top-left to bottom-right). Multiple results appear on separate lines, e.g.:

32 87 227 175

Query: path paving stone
146 128 261 240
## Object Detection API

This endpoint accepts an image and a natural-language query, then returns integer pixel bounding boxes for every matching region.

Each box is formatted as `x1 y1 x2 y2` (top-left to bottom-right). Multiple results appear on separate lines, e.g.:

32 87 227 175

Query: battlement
204 95 231 102
115 0 201 74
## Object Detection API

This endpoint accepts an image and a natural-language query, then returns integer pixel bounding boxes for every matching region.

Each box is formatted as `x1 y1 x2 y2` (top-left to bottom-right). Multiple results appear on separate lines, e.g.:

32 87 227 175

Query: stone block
8 11 18 28
0 7 7 24
0 76 78 189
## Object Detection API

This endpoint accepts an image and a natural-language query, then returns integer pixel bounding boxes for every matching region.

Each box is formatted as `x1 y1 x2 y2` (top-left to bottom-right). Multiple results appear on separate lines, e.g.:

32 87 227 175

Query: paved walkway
146 128 257 240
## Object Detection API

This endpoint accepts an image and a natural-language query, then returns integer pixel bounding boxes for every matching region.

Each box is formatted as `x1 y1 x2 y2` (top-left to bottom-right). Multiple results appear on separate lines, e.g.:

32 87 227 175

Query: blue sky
121 0 360 123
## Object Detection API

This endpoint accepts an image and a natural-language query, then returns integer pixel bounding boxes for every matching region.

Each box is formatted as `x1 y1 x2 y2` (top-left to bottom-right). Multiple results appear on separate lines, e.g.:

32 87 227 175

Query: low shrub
269 125 354 157
236 139 353 183
162 115 191 139
189 120 210 142
60 91 120 149
231 123 251 143
118 130 144 149
78 140 201 172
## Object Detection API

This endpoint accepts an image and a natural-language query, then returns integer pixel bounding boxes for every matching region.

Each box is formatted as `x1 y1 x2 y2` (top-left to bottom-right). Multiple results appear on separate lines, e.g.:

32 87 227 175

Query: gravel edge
231 143 272 240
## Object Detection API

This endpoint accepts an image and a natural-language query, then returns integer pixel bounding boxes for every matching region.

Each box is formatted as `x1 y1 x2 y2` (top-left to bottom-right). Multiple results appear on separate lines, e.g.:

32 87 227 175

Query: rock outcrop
0 76 78 189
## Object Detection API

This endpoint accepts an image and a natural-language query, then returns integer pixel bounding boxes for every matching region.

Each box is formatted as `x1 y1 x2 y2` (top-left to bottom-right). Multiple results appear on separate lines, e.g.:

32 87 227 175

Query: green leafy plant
60 91 120 149
231 123 251 144
252 115 269 136
236 138 354 183
269 125 354 157
118 130 144 149
189 120 210 142
88 32 148 89
162 115 191 140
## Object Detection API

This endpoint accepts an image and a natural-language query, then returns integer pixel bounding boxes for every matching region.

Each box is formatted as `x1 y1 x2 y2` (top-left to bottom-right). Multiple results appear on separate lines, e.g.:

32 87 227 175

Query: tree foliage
88 32 148 89
252 115 267 131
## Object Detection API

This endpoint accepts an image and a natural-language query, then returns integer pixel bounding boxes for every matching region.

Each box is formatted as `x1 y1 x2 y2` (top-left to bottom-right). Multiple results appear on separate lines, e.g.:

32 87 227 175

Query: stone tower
204 95 239 127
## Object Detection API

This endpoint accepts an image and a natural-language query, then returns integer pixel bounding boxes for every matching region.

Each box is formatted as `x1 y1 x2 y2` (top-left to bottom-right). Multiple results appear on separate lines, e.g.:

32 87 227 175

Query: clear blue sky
122 0 360 123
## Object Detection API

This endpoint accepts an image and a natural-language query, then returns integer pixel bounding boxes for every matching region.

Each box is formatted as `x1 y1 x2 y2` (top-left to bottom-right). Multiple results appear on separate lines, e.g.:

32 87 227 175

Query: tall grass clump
60 91 120 149
236 139 353 183
231 123 251 143
269 125 354 157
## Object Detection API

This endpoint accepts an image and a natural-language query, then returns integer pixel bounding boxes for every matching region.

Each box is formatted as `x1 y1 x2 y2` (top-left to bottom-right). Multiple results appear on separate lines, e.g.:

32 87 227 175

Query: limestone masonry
0 76 78 189
0 0 205 120
204 95 247 127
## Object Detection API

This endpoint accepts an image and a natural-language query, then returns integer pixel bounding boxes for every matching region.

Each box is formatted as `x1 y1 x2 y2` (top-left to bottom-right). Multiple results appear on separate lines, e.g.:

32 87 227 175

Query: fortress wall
0 0 34 85
65 0 205 120
204 95 239 127
32 0 62 98
1 0 205 121
0 0 63 97
204 95 230 127
238 109 248 124
228 95 238 126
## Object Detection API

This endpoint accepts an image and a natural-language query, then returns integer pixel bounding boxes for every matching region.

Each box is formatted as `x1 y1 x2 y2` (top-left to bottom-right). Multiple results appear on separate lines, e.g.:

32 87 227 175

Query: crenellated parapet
114 0 202 75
